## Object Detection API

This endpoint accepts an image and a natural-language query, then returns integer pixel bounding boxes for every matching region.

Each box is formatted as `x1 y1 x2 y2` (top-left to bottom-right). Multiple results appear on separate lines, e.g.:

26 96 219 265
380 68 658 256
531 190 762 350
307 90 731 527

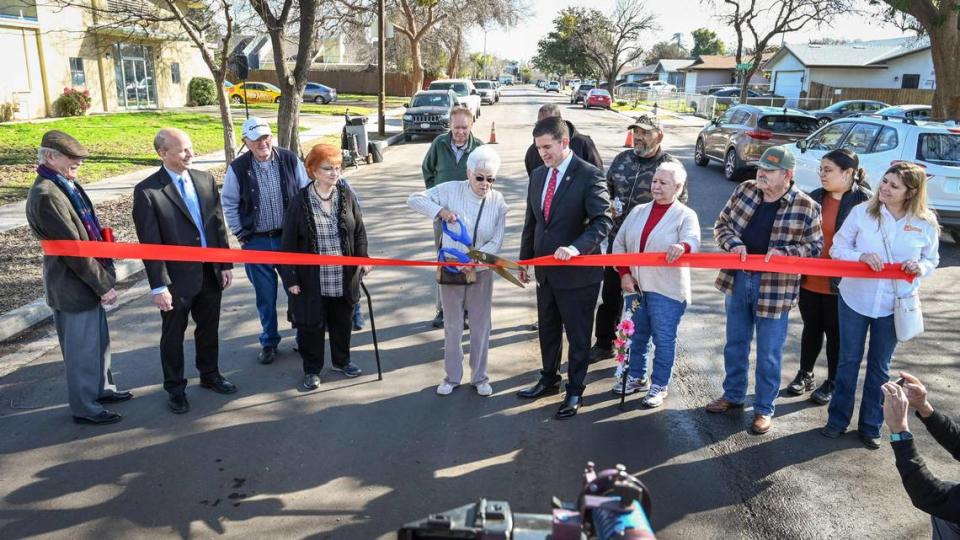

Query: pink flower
613 338 626 349
620 319 635 333
615 353 626 363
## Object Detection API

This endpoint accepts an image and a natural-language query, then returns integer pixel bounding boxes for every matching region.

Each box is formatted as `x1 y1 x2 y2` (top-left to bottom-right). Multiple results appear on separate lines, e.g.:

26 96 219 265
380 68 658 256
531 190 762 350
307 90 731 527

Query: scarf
37 164 113 269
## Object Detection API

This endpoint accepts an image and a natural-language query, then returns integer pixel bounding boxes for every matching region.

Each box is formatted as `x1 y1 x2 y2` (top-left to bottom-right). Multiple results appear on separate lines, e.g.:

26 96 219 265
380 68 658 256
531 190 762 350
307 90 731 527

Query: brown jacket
25 175 116 312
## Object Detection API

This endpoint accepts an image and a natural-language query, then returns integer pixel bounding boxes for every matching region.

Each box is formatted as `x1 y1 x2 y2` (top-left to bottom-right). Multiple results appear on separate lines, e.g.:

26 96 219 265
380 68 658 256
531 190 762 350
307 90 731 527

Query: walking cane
619 364 628 410
361 280 383 381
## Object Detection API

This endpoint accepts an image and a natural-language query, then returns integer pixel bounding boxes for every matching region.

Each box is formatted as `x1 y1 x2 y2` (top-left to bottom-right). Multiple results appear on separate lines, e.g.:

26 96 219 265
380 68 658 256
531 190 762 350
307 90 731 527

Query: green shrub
53 88 92 117
616 100 627 106
188 77 217 106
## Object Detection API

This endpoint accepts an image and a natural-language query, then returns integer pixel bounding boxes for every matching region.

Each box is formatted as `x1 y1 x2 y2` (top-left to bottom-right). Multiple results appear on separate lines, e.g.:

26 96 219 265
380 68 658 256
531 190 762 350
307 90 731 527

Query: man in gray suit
25 130 131 425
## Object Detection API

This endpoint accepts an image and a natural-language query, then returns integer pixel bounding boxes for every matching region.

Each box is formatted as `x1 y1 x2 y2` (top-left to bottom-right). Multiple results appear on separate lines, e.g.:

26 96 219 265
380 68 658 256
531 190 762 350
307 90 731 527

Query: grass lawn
336 93 409 107
0 112 263 205
612 98 697 115
233 102 377 116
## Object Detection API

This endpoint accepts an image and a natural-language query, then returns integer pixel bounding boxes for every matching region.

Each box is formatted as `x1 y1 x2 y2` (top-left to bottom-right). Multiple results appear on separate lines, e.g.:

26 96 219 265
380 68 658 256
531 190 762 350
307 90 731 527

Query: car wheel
818 118 830 127
230 95 242 104
275 97 281 103
314 96 325 104
403 133 412 142
724 148 742 181
694 139 709 166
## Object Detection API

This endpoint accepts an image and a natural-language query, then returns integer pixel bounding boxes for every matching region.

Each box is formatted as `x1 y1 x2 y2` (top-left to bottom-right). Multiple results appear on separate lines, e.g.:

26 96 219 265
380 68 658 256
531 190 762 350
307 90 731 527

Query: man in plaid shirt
707 146 823 435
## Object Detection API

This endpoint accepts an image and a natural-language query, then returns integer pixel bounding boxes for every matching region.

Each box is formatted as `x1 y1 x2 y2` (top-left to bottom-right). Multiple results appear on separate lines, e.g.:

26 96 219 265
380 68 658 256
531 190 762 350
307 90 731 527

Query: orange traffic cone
623 129 634 148
488 121 498 144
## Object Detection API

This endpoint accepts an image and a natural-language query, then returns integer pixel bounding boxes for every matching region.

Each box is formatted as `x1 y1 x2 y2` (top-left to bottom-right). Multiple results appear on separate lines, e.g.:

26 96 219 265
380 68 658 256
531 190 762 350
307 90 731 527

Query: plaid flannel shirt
714 180 823 318
308 187 344 297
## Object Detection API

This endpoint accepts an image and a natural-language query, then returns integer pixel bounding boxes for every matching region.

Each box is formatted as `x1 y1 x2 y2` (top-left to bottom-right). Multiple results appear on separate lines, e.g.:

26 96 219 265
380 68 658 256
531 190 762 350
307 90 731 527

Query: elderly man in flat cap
25 130 131 425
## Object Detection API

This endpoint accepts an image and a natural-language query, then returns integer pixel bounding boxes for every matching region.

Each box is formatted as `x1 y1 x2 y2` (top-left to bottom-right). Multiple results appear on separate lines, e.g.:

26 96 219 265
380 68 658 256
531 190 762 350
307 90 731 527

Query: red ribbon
40 240 913 281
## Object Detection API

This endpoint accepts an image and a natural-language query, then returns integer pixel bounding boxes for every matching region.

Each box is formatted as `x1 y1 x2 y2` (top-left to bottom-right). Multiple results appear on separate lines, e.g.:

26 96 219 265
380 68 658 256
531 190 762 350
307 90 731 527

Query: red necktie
543 168 559 221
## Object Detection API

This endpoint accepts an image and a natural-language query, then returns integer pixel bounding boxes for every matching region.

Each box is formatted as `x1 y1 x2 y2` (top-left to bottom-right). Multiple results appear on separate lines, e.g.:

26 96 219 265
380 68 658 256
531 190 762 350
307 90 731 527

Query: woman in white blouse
822 162 940 449
407 145 508 397
610 162 700 408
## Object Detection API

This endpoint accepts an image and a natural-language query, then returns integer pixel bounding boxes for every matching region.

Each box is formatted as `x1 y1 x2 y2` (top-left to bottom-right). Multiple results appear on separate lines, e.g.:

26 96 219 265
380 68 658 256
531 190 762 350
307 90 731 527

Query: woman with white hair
407 145 509 397
610 161 700 408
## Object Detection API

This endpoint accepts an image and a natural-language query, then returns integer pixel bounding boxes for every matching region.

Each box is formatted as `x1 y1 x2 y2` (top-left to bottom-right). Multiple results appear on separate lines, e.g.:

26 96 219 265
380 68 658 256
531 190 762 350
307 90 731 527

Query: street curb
0 259 144 343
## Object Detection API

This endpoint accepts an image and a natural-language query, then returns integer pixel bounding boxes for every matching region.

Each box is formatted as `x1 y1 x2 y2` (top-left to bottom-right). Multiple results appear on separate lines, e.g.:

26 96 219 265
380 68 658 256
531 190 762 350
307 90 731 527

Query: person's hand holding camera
898 371 934 418
883 383 911 434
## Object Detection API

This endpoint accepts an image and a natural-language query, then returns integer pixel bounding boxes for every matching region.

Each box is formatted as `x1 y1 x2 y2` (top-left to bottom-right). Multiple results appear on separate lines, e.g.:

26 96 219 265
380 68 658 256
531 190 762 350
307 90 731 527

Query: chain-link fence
614 86 837 119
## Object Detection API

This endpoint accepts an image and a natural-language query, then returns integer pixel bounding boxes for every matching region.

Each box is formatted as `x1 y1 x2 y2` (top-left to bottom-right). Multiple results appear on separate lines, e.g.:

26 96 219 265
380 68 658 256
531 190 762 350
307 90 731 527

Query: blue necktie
176 175 207 247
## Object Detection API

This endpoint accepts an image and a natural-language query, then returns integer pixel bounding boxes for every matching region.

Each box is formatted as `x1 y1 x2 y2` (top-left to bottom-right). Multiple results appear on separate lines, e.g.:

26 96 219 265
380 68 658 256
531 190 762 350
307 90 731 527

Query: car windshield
474 81 492 89
263 83 281 93
579 85 594 91
412 94 451 107
758 115 819 134
825 101 854 112
431 82 468 96
916 133 960 166
591 90 610 97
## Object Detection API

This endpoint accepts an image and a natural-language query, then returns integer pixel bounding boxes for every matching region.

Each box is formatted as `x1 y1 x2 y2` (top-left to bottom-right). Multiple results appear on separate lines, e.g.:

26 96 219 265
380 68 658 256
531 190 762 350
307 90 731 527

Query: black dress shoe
97 391 133 403
859 433 882 449
517 381 561 399
588 345 615 364
200 376 238 394
556 395 582 419
431 310 444 328
73 410 122 425
168 393 190 414
258 346 277 365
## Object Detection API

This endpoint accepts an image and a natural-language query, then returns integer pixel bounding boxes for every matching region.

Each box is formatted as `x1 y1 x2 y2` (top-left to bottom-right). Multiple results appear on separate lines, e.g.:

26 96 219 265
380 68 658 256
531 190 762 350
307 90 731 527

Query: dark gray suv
402 90 458 142
694 105 820 181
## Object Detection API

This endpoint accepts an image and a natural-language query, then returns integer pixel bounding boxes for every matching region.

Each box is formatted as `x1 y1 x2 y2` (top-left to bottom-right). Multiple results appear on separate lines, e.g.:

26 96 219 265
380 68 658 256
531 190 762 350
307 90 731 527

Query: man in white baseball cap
221 117 310 365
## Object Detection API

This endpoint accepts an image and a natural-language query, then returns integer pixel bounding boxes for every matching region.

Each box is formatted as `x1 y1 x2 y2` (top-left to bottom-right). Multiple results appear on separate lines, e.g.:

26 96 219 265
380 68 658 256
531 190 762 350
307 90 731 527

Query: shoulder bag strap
877 213 901 298
470 197 486 249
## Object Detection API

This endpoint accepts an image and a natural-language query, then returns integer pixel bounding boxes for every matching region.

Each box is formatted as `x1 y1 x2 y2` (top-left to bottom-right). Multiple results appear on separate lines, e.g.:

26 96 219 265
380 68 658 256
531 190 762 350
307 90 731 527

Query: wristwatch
890 432 914 442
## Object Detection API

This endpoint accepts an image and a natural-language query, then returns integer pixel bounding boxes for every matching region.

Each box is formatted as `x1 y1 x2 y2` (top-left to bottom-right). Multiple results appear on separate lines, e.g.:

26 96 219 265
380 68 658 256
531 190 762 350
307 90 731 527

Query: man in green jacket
421 105 484 327
421 105 484 189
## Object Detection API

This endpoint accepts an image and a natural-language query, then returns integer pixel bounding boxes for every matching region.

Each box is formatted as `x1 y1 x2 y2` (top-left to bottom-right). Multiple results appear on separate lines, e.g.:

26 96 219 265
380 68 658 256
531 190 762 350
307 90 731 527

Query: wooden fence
238 68 416 97
808 82 934 106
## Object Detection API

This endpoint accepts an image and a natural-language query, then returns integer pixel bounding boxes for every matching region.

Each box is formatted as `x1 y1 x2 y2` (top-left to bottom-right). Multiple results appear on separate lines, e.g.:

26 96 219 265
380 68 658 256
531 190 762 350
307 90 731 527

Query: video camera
397 462 655 539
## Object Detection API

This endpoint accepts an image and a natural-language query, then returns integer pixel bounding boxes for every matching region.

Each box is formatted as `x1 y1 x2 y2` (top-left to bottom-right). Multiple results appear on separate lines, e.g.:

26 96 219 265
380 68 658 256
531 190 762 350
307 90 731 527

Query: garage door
773 71 804 107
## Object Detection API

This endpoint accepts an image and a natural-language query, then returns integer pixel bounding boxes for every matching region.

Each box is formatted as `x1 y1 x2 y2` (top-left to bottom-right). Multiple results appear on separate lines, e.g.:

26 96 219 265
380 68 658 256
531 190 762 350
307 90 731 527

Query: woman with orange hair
280 144 372 390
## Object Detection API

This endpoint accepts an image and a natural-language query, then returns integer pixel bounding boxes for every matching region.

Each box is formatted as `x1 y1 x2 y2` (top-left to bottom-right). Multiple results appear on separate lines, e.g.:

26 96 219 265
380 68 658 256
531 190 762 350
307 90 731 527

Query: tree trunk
928 19 960 119
410 36 424 95
276 90 303 156
447 30 462 78
212 72 237 163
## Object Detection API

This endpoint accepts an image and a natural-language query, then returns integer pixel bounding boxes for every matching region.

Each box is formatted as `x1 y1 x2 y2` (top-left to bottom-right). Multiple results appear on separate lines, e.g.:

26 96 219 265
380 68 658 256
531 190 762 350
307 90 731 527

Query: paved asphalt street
0 86 958 539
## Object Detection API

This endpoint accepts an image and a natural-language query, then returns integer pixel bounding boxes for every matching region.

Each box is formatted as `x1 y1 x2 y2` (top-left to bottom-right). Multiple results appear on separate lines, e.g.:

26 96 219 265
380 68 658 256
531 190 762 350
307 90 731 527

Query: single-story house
654 59 695 89
620 63 657 83
763 36 934 106
680 54 771 94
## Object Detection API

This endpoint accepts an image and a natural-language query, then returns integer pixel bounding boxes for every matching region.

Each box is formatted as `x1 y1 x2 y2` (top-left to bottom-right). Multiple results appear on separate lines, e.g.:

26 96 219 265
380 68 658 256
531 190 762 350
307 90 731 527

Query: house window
901 74 920 89
171 62 181 85
69 57 85 87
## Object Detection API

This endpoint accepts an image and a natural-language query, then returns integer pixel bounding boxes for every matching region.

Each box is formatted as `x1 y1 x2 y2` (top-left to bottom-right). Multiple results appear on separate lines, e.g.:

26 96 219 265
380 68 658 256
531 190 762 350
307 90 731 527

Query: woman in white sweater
823 162 939 449
610 162 700 408
407 145 509 397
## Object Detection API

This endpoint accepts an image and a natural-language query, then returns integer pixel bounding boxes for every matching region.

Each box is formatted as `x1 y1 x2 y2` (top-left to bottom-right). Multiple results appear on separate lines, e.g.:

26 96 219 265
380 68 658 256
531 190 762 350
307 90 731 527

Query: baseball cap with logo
242 117 271 140
757 145 796 171
628 114 662 132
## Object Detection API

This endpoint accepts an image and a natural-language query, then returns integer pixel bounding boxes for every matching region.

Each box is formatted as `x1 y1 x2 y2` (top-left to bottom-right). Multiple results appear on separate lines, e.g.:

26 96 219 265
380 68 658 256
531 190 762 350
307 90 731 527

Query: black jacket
892 410 960 524
808 183 872 293
520 154 612 290
228 147 302 242
279 182 368 329
524 120 602 176
132 168 232 298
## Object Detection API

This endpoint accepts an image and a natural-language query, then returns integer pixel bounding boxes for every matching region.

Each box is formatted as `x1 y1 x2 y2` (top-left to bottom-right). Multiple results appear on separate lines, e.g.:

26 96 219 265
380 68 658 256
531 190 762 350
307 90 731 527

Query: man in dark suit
518 117 613 419
26 130 131 425
133 128 237 414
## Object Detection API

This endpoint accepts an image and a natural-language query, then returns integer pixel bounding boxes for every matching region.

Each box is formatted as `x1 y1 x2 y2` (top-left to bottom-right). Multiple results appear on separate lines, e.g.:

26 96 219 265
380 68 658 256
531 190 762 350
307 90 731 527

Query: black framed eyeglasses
474 175 496 184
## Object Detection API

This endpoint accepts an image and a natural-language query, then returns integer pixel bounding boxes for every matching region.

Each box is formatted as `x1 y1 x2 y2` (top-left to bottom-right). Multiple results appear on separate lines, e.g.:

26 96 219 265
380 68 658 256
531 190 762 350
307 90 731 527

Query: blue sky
467 0 909 63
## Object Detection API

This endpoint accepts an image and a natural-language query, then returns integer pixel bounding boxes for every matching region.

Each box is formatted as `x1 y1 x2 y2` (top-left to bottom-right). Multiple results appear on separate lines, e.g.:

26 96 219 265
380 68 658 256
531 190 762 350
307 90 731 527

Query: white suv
787 115 960 238
638 80 677 93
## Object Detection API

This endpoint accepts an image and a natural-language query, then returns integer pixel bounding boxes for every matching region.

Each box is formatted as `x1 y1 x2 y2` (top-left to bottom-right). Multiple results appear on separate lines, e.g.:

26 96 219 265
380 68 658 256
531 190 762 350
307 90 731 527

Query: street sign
735 63 753 71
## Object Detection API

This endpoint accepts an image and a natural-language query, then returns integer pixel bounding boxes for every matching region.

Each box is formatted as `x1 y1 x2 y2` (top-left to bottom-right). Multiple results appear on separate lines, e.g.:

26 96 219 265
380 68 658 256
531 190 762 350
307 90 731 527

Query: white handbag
879 217 924 342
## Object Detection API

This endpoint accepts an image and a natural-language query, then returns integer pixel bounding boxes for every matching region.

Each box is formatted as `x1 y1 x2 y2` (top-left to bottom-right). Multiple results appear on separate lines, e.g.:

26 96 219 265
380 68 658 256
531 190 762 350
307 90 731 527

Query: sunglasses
474 175 496 184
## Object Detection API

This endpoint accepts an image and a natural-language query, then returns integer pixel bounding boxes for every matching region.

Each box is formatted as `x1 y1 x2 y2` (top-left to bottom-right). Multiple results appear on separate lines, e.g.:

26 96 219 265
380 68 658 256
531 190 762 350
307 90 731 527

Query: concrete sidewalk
0 109 404 234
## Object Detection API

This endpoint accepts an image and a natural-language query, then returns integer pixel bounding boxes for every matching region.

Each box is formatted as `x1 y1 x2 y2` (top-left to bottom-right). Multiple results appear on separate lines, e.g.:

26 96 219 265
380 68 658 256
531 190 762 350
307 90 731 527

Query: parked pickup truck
402 89 458 142
428 79 482 119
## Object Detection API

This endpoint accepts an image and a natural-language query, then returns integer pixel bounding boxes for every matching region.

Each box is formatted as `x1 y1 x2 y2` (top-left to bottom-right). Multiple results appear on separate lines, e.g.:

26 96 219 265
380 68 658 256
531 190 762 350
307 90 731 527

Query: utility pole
378 0 385 137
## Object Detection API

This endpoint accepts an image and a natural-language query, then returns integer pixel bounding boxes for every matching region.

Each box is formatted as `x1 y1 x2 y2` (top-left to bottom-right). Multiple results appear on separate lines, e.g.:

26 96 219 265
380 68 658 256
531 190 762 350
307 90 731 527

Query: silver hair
656 161 687 189
153 131 167 152
538 103 561 118
37 146 63 165
466 145 501 175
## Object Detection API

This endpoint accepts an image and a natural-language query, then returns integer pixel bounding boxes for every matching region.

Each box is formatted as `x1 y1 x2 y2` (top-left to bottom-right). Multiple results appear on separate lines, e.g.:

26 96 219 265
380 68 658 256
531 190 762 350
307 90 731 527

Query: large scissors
439 217 525 288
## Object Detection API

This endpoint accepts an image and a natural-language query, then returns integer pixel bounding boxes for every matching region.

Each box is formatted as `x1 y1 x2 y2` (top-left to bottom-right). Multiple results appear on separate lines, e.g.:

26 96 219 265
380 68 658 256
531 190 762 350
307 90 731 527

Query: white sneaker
436 382 457 395
475 382 493 396
642 385 668 408
611 375 650 395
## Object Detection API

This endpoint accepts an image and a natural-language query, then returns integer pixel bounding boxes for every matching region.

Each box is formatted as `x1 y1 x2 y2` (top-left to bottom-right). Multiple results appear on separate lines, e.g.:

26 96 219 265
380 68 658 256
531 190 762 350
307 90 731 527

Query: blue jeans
826 297 898 438
242 234 287 348
722 271 790 417
627 291 687 387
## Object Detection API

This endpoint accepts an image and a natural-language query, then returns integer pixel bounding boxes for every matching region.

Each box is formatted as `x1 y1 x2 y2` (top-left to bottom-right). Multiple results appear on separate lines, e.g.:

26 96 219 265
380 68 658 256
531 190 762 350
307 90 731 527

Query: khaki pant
440 270 493 385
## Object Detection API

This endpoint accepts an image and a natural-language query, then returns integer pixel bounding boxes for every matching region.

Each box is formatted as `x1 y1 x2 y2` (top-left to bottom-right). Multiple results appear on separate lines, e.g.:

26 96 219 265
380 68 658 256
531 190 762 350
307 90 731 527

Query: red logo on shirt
904 224 923 233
